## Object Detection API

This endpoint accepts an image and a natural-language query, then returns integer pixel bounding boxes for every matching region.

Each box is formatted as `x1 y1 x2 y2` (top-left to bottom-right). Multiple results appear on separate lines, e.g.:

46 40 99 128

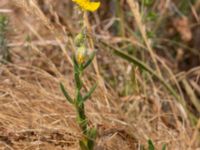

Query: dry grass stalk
126 0 161 76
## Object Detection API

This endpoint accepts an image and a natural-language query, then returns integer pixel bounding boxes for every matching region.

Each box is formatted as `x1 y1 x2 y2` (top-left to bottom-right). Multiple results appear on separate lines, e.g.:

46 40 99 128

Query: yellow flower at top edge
72 0 100 12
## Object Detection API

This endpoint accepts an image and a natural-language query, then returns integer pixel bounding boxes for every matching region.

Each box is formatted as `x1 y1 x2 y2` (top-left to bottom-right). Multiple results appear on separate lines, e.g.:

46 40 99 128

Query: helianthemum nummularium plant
60 0 100 150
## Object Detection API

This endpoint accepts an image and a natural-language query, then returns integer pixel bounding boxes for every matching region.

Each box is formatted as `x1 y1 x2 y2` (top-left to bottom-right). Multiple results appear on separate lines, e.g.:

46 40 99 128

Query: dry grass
0 0 199 149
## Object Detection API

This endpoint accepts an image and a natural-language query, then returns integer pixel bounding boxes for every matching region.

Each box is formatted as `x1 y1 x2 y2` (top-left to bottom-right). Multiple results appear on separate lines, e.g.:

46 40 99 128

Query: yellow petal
72 0 100 12
84 2 100 12
72 0 88 5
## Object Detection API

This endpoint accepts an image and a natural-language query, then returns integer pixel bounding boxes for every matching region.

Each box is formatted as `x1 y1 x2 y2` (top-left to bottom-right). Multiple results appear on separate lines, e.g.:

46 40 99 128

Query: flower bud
76 46 87 64
74 32 85 47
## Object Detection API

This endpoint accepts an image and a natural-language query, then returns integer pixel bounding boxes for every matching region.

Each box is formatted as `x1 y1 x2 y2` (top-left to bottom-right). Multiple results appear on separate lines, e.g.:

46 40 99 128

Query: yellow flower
72 0 100 12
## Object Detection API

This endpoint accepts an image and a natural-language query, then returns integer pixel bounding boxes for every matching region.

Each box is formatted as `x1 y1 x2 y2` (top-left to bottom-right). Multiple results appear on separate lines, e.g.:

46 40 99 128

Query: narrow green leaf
0 15 10 63
83 83 97 102
147 31 155 39
162 144 166 150
142 0 153 6
60 83 73 104
87 127 97 139
83 52 95 69
86 128 97 150
148 139 155 150
146 11 157 21
100 40 198 125
100 40 179 101
77 116 88 134
73 54 79 67
79 140 89 150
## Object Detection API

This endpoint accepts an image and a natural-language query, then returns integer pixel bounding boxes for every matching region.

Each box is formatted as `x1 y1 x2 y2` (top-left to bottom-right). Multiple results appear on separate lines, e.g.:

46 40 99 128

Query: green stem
76 102 87 134
74 62 88 135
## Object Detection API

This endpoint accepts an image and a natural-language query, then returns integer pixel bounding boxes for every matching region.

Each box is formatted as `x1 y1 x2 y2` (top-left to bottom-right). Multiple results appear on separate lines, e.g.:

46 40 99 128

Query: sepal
83 52 95 69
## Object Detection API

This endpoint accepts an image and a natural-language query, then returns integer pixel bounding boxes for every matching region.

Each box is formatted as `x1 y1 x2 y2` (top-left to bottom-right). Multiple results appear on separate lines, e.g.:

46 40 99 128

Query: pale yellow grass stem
83 11 111 111
127 0 161 76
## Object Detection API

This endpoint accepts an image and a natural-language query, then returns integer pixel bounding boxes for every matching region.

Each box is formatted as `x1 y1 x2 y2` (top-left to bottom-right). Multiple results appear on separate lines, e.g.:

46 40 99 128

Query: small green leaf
146 11 157 21
79 140 89 150
77 117 87 127
87 127 97 139
162 144 166 150
60 83 73 104
100 40 180 103
77 116 88 134
147 31 155 39
148 139 155 150
83 52 95 69
0 15 8 32
87 128 97 150
83 83 97 102
73 55 79 67
142 0 153 6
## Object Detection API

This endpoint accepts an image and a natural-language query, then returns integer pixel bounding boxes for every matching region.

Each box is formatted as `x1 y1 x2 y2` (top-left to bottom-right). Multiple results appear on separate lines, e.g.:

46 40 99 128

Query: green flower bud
74 32 85 47
76 46 87 64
